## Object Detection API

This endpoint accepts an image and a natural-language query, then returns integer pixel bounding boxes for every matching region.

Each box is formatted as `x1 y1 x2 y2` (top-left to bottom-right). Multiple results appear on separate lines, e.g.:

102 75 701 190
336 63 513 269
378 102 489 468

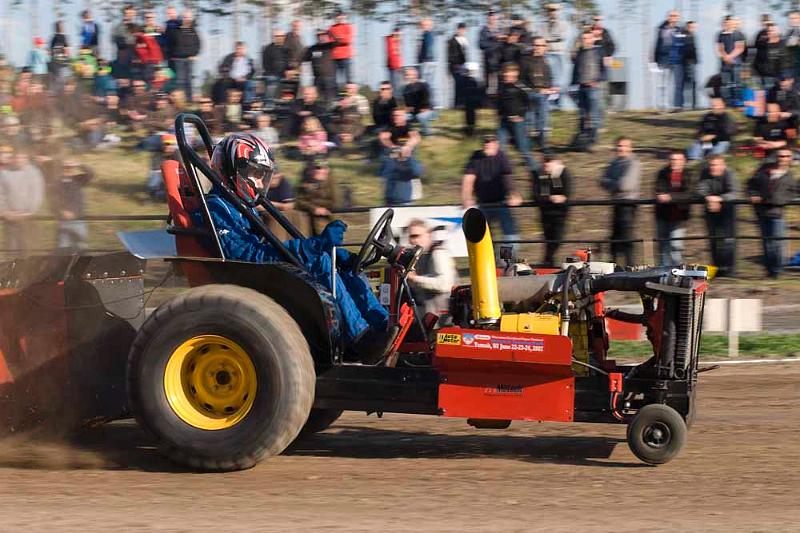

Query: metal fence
3 197 799 272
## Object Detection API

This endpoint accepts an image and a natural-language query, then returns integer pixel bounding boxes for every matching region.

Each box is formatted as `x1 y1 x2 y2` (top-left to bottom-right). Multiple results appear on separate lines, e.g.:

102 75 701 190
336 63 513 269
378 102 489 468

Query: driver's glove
320 219 347 250
335 247 355 269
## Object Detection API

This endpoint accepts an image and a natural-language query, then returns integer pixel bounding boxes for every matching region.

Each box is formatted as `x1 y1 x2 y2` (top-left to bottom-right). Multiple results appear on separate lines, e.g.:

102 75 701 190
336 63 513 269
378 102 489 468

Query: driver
201 133 398 363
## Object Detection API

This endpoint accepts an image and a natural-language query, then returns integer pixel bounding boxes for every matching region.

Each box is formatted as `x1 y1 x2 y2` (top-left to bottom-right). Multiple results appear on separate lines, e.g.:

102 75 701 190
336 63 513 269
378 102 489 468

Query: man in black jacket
448 23 468 108
303 30 339 104
591 15 615 127
753 102 790 156
262 30 288 101
371 81 398 133
166 10 201 99
288 86 327 138
696 154 738 276
654 151 694 266
478 13 501 96
684 21 699 109
767 76 800 129
497 63 537 172
521 37 557 150
747 148 797 277
571 29 604 151
532 154 572 266
687 97 735 160
285 20 305 71
461 135 523 249
402 67 436 136
754 23 791 91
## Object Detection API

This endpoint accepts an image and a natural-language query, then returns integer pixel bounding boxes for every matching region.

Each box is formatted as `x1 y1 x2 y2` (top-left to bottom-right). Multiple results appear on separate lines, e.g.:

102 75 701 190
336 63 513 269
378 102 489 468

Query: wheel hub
643 422 671 449
164 335 257 430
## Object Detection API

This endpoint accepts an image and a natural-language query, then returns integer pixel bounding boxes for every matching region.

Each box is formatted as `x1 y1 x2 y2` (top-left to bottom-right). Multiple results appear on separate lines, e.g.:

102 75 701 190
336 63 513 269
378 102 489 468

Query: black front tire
128 284 315 472
626 404 687 465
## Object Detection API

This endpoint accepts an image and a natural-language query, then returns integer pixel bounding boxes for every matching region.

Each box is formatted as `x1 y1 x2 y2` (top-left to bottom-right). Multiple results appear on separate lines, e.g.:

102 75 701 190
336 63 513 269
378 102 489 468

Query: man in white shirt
406 219 457 316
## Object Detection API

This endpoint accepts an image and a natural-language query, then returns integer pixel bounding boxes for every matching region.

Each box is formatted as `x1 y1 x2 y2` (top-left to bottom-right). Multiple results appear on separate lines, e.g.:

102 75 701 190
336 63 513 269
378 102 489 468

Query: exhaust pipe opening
463 208 489 243
462 208 501 324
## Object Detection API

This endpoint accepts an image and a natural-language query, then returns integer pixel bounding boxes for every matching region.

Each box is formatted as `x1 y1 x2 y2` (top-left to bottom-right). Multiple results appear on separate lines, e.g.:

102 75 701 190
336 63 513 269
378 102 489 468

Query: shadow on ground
0 419 642 471
287 424 638 468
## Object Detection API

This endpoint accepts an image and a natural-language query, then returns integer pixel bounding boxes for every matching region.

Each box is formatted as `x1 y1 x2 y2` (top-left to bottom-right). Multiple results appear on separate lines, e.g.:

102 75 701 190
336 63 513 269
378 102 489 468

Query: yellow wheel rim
164 335 257 430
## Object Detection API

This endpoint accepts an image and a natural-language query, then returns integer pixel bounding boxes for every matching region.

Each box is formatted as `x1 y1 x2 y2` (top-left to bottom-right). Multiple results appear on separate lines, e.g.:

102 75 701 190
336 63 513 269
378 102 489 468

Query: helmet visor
239 161 273 203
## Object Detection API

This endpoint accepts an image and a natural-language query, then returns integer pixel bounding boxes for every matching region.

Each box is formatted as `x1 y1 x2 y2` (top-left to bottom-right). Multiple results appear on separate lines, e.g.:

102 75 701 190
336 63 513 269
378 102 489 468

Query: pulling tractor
0 114 710 470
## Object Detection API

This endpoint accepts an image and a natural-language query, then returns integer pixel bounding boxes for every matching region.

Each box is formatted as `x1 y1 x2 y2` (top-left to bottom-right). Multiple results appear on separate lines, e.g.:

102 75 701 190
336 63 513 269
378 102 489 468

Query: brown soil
0 363 798 532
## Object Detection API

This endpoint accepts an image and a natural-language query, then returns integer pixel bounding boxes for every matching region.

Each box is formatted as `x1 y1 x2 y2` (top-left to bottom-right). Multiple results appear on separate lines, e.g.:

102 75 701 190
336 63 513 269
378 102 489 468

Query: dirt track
0 363 798 532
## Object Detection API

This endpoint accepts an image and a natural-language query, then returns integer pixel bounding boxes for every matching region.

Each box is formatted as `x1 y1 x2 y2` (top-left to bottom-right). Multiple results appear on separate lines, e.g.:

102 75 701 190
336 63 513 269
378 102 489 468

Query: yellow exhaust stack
462 208 501 324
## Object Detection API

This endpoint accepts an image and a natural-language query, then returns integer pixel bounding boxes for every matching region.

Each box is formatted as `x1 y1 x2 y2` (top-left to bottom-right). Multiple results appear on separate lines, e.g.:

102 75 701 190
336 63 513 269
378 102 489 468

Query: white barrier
703 298 763 358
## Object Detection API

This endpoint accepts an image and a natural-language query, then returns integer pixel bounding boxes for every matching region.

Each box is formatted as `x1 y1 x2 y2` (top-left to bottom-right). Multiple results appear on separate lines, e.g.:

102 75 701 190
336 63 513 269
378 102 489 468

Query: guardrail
2 198 798 270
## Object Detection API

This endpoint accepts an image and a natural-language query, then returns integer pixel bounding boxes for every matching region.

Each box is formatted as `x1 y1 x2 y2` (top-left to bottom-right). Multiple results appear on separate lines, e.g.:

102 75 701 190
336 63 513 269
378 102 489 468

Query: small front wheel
626 404 687 465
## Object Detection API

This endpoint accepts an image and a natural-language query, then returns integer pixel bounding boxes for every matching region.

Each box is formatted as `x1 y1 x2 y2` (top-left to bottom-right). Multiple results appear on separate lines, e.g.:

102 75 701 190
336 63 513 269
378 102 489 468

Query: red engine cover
433 327 575 422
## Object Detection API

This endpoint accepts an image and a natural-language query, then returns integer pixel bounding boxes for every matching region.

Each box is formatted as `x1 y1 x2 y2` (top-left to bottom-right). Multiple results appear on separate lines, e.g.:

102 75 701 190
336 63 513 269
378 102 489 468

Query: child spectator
147 134 178 200
299 116 328 157
27 38 49 77
223 88 244 132
252 113 279 148
94 61 117 97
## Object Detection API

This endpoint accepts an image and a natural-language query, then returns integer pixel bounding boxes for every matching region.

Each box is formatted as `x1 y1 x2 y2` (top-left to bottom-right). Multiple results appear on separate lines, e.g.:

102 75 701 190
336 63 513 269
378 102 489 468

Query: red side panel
162 159 214 286
163 159 192 228
433 328 575 422
0 284 70 430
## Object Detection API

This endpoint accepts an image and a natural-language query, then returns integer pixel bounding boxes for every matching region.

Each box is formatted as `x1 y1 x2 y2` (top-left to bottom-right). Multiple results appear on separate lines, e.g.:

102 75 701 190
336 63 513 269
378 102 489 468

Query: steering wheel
353 209 394 274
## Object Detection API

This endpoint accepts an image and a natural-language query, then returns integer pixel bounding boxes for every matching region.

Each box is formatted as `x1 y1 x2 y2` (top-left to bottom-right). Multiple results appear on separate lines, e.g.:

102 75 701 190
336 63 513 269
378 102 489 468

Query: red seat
162 159 215 286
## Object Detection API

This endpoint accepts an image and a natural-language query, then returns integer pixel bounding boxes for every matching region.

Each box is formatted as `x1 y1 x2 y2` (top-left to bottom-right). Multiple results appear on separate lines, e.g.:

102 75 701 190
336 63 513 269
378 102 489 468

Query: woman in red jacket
386 26 403 93
328 10 353 86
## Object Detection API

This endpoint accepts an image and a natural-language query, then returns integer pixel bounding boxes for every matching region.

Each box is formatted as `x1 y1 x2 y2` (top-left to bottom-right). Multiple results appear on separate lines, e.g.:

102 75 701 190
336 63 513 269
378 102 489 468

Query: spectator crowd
0 3 798 278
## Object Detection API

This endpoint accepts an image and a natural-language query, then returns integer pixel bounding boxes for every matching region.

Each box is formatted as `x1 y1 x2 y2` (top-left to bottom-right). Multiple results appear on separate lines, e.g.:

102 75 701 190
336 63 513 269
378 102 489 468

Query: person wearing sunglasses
406 219 457 316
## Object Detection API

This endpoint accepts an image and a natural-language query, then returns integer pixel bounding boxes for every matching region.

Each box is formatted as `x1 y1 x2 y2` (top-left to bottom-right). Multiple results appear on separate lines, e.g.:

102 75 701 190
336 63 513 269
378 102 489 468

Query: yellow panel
500 313 561 335
569 321 590 375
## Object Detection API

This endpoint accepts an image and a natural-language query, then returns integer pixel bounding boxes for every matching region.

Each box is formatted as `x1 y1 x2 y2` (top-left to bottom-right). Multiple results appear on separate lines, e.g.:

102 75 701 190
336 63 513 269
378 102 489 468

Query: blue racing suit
200 191 388 343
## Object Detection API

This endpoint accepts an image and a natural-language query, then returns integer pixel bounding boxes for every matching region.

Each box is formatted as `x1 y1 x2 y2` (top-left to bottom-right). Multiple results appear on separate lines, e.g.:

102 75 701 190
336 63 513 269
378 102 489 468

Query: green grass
17 107 800 281
609 333 800 359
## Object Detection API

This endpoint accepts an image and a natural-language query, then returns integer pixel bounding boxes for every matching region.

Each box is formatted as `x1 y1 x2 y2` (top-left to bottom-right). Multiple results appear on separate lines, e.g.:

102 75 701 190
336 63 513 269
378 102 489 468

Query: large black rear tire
128 284 315 471
626 404 687 465
298 408 343 438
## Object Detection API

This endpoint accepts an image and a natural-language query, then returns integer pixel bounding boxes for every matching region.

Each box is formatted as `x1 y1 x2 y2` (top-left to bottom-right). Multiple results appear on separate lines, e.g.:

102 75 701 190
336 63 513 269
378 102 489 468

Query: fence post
727 298 738 359
643 238 654 266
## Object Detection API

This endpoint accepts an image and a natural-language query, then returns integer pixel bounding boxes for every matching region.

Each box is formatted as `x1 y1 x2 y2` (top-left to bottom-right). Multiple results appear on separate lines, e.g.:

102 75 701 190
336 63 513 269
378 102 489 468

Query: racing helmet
211 133 275 206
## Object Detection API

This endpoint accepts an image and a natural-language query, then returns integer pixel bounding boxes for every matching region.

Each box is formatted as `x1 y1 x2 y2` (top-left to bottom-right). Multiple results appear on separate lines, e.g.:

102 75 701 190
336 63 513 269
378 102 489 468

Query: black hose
561 266 577 323
605 309 646 324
